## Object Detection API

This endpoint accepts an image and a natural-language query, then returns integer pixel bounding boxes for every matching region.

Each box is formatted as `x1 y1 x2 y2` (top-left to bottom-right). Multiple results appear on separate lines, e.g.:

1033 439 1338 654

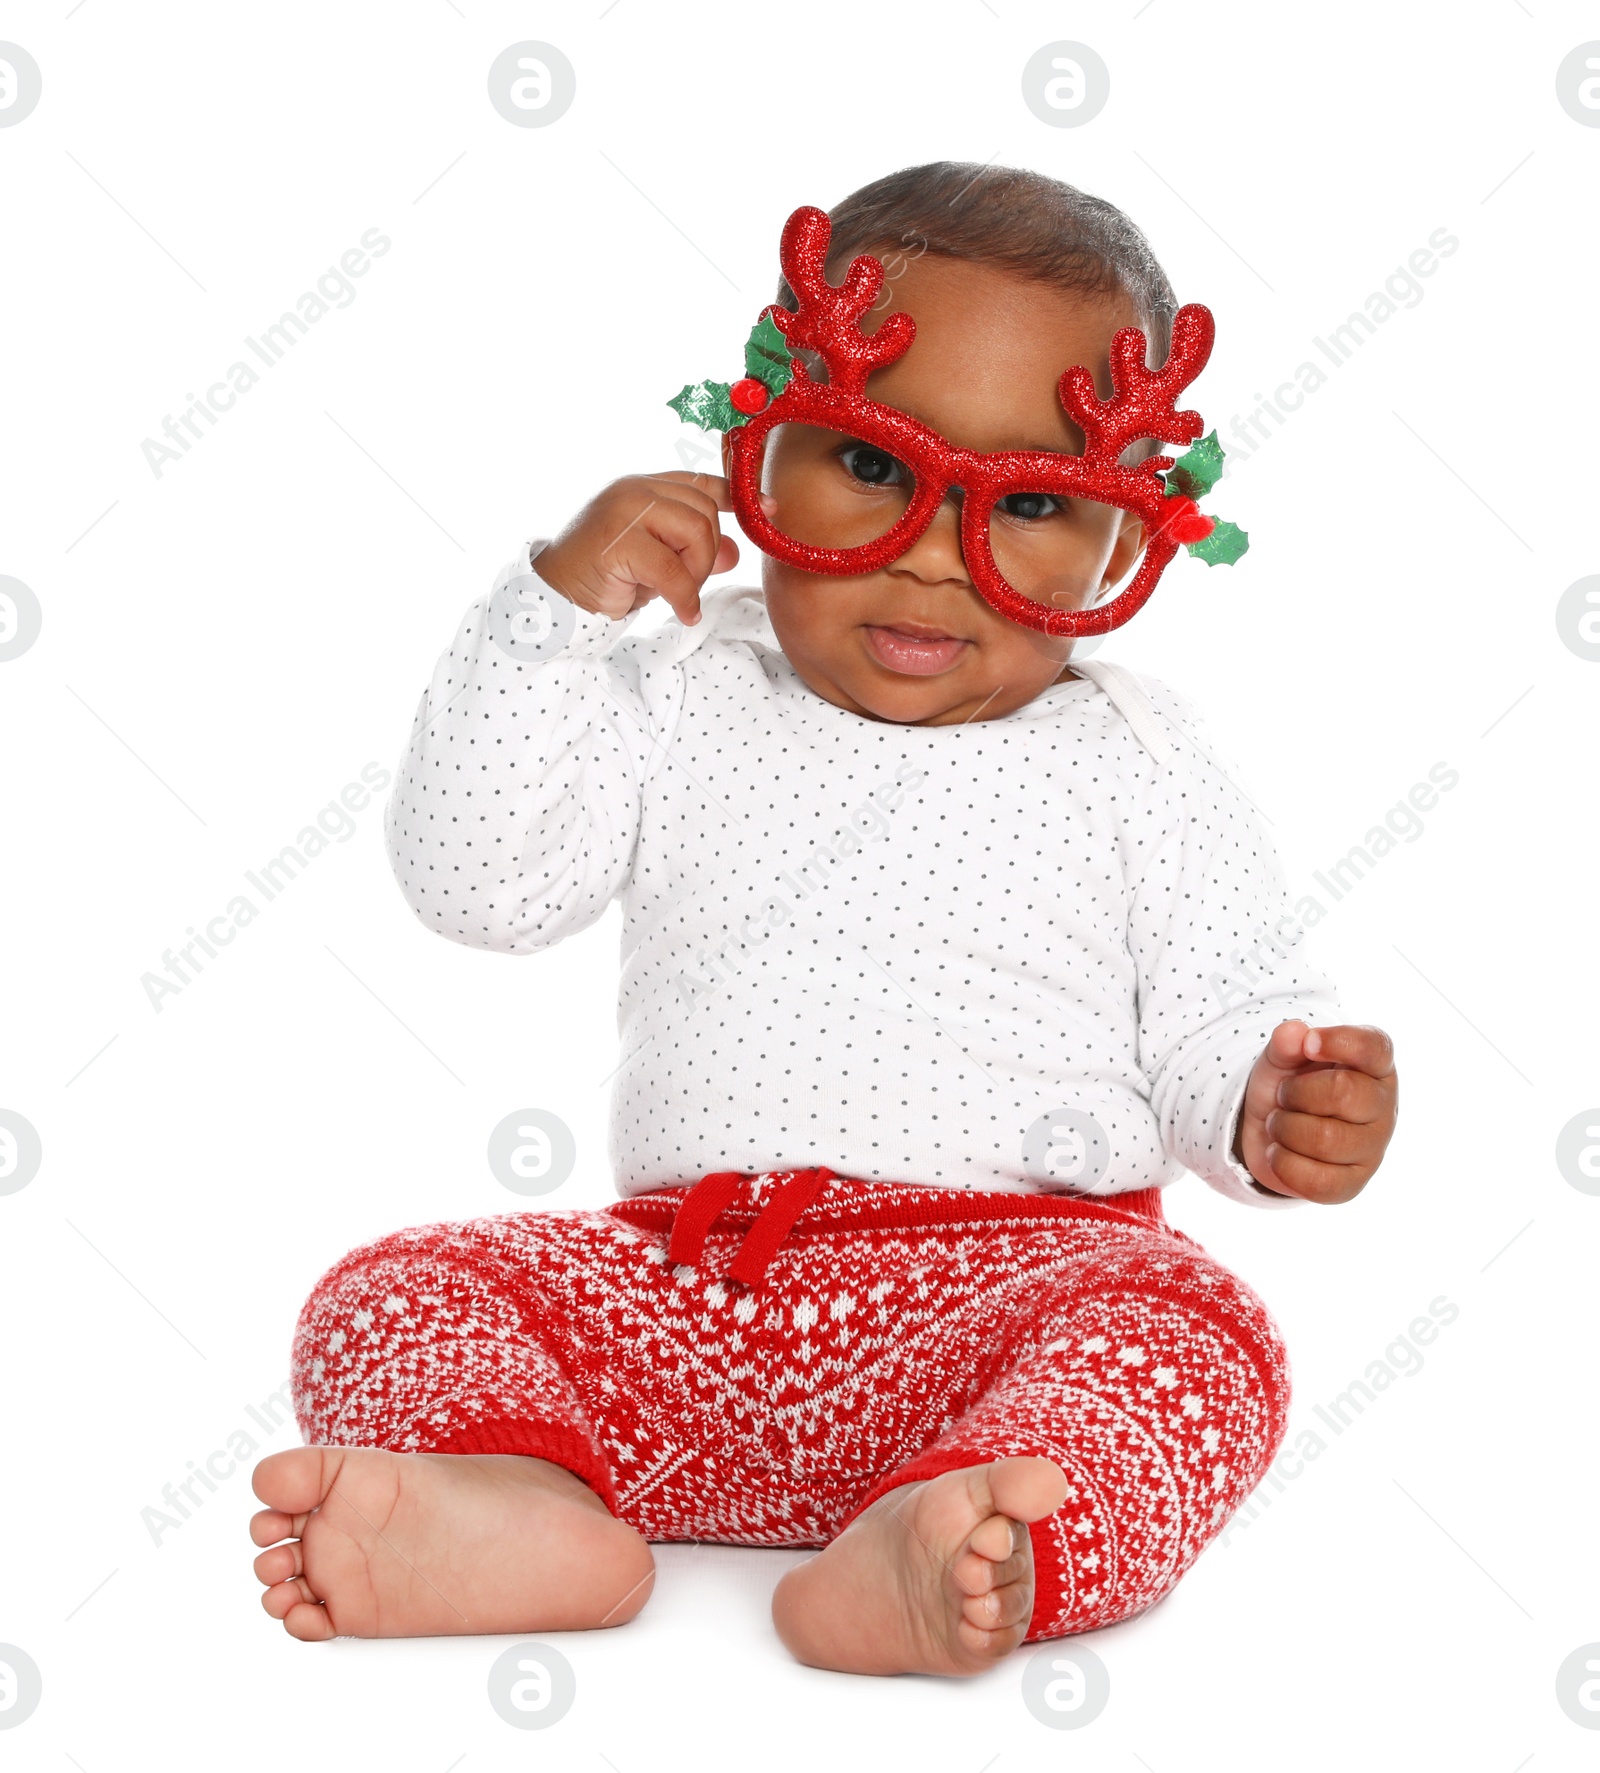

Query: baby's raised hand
1233 1020 1397 1203
533 471 742 626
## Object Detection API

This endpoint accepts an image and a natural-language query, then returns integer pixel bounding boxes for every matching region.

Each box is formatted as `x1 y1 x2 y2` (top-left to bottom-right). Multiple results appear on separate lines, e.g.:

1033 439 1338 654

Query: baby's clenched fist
533 471 744 626
1234 1020 1398 1204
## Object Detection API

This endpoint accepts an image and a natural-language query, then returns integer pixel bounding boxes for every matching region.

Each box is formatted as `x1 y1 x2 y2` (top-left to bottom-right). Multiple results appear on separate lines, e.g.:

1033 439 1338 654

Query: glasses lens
986 490 1114 613
761 424 916 552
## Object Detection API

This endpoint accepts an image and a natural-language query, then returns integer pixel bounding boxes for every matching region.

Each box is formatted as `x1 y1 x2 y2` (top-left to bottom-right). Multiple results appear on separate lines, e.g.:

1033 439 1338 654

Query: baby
248 162 1397 1677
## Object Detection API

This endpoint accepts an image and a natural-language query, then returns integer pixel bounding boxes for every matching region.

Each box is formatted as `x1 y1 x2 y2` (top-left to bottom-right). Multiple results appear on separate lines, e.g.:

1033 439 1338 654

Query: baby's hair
776 159 1179 374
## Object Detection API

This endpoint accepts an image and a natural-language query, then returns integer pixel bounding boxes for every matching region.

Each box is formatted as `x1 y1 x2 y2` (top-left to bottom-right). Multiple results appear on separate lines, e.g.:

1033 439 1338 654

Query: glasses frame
727 374 1199 638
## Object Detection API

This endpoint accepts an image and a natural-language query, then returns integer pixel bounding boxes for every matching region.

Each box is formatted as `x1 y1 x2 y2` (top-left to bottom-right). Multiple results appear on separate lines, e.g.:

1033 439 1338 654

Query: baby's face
748 254 1149 726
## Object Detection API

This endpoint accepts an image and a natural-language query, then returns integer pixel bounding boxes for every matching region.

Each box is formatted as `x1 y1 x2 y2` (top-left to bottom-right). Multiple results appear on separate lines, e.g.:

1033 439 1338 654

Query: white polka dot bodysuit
383 541 1340 1209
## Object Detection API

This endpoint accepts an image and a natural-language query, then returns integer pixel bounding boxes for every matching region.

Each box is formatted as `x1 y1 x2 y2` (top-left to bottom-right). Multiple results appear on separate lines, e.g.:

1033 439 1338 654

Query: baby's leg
250 1215 654 1640
772 1236 1289 1674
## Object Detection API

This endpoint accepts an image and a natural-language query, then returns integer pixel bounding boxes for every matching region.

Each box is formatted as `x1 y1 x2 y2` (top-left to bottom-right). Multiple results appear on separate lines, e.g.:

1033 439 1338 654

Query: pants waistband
606 1168 1171 1288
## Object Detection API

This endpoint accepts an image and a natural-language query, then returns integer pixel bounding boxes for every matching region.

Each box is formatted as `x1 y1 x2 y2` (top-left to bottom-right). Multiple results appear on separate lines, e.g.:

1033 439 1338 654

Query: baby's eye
996 491 1065 522
838 444 907 488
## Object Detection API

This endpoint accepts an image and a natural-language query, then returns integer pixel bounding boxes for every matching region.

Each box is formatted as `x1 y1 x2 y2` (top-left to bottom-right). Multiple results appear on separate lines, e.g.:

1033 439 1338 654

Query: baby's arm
1129 685 1359 1209
383 471 736 953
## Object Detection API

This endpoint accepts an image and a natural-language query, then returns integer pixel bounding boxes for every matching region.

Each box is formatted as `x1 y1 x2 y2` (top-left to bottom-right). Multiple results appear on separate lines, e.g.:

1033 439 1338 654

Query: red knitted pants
291 1169 1290 1642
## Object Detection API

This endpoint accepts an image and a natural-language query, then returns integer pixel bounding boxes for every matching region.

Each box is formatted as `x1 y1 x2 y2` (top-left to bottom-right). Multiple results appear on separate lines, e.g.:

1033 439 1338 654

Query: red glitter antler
767 206 916 396
1057 302 1214 471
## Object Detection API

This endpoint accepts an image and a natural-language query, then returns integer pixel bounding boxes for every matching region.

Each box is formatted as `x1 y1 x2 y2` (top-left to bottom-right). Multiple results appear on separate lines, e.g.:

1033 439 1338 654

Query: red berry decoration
1166 499 1214 545
728 377 770 415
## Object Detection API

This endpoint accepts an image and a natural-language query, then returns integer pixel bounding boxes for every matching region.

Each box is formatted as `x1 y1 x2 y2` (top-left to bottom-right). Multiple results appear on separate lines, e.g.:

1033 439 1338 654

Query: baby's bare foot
249 1447 654 1641
771 1456 1068 1676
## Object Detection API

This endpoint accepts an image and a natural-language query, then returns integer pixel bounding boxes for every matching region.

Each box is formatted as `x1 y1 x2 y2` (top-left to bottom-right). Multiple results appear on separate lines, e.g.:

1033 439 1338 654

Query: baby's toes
252 1446 337 1516
253 1541 303 1587
249 1505 306 1548
951 1545 996 1596
961 1574 1032 1635
261 1575 319 1621
968 1511 1021 1563
280 1597 336 1642
952 1518 1028 1594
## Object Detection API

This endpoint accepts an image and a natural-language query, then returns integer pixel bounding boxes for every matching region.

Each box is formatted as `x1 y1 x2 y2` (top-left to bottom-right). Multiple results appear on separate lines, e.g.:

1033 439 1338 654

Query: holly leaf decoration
1186 517 1249 566
1163 429 1226 502
744 311 794 397
667 379 745 434
668 311 795 435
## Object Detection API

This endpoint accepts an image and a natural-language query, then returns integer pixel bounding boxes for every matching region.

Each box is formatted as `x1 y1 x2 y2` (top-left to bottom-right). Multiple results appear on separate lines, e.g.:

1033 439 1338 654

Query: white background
2 1 1596 1766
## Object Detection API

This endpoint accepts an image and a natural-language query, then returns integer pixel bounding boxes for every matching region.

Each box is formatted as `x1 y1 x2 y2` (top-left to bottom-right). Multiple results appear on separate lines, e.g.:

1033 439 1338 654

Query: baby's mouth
862 622 971 677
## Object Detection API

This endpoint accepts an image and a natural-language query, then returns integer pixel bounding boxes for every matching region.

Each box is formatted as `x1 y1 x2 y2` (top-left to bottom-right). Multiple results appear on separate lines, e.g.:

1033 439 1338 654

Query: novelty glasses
668 206 1245 637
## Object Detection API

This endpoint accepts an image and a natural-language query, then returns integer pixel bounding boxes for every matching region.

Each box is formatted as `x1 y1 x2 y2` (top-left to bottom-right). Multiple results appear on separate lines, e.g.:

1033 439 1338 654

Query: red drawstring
665 1167 833 1287
726 1170 828 1286
665 1171 745 1267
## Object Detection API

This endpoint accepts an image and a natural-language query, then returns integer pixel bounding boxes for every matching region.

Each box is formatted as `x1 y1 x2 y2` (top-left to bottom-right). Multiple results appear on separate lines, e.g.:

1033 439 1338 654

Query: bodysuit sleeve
1128 679 1343 1209
382 538 675 954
